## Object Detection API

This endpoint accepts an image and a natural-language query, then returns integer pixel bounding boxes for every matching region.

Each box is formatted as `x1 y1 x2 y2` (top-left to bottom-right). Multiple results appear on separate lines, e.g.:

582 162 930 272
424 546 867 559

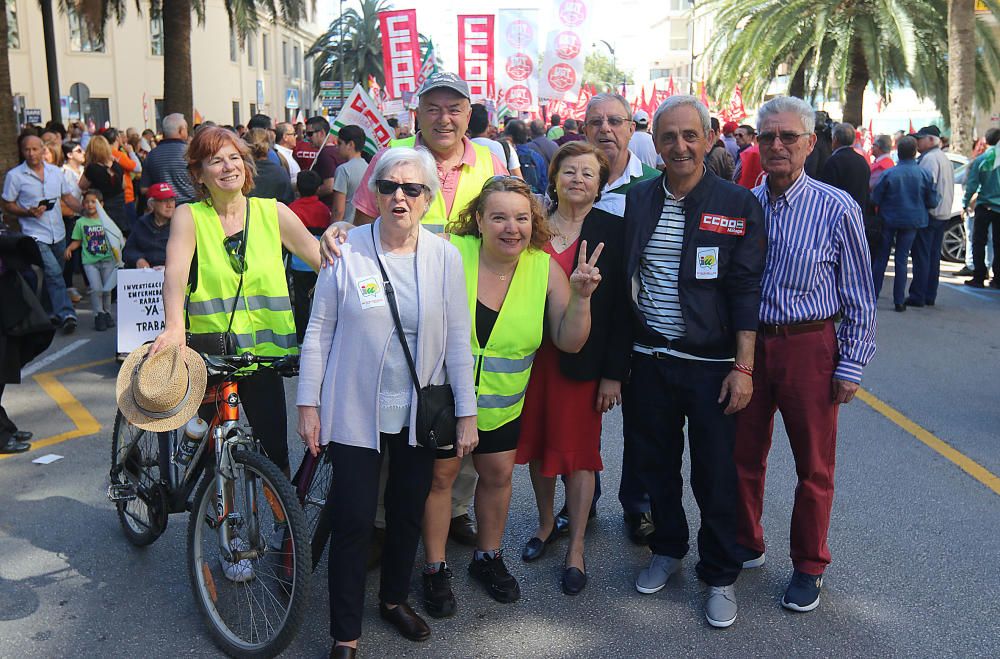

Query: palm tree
0 1 18 173
309 0 391 93
948 0 976 156
704 0 1000 128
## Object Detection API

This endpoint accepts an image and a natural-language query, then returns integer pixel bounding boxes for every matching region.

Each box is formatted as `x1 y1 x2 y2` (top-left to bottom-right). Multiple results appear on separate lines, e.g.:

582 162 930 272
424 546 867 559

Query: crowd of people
1 68 997 658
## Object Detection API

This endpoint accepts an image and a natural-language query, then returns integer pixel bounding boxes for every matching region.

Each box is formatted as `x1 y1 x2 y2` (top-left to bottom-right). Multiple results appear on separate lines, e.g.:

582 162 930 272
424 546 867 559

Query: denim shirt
871 160 940 229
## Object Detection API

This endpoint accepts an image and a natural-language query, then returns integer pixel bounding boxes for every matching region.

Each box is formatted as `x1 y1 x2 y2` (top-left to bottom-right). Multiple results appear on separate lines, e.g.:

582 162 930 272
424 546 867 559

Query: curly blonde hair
446 176 552 250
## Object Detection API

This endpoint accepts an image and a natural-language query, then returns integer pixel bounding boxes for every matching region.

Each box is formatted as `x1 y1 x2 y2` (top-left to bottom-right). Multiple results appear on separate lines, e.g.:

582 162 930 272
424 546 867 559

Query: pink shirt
352 135 508 219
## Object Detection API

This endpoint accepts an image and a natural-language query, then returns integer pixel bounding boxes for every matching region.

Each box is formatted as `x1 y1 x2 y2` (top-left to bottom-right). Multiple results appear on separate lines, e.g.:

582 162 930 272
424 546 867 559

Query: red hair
186 126 256 200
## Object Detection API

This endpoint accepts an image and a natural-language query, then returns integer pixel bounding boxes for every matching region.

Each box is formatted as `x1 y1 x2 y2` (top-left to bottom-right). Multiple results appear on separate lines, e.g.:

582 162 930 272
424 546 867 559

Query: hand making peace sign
569 239 605 299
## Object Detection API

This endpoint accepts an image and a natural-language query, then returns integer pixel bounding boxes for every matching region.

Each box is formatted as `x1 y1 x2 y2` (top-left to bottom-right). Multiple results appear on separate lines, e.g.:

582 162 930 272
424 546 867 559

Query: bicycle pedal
107 483 137 502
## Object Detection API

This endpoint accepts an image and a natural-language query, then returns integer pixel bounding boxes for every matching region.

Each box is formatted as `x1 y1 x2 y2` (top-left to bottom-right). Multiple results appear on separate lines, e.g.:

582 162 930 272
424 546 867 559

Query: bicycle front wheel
187 449 309 658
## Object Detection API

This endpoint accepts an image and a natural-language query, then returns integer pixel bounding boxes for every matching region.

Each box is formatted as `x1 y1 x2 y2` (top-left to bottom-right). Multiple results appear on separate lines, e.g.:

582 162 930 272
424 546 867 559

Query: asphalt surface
1 261 998 658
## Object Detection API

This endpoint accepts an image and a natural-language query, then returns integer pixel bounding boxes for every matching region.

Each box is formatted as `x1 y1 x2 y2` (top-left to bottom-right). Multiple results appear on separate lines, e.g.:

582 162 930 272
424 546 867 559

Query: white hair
756 96 815 134
162 113 187 138
651 95 711 140
585 93 632 121
368 147 440 202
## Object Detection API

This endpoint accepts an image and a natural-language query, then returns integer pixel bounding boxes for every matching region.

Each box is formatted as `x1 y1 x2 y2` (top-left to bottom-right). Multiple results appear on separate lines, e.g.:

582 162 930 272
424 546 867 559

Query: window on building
229 30 238 62
250 103 257 116
262 33 269 71
68 6 105 52
6 3 19 49
89 98 111 129
649 68 672 79
670 21 688 51
248 36 256 66
293 44 301 79
282 40 289 76
150 10 163 56
669 0 689 11
154 99 165 132
233 101 241 126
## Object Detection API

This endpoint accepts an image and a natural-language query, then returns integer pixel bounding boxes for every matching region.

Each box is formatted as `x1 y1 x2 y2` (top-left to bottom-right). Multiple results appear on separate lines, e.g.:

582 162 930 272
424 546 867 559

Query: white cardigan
296 220 477 450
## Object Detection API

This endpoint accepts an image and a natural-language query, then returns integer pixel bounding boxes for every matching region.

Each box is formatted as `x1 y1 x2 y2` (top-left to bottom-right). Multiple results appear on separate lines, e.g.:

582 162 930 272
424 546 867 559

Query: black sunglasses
375 180 430 198
758 131 811 146
304 129 324 137
223 233 247 274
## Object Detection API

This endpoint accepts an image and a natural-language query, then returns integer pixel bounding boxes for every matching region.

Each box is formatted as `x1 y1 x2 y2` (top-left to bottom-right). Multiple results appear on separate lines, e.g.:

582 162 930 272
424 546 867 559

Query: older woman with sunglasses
297 147 478 658
149 126 319 478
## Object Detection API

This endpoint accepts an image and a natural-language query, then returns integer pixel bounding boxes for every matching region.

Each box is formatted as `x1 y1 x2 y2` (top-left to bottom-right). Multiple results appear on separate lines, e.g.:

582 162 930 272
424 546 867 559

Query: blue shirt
754 172 876 383
2 161 74 243
871 160 939 229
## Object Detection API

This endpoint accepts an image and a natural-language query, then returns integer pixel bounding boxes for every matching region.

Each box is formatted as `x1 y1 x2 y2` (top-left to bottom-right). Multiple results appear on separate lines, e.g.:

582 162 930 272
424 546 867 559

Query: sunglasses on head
375 180 430 198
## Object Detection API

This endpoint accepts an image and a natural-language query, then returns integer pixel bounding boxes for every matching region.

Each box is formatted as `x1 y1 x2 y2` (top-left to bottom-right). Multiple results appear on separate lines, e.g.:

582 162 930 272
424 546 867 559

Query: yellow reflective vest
451 234 550 431
186 197 298 357
388 135 497 232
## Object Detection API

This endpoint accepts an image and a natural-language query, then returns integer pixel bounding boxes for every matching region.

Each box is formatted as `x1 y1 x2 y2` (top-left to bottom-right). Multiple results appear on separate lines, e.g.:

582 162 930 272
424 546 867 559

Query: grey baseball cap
418 72 471 100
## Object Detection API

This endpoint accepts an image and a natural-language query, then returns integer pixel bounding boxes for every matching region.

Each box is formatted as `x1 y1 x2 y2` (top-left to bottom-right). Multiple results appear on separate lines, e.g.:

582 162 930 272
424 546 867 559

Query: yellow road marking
857 389 1000 496
0 358 114 461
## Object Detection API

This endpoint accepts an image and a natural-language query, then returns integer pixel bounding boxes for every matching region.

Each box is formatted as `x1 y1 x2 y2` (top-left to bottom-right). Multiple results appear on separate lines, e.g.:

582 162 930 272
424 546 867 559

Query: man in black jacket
820 122 876 256
624 95 766 629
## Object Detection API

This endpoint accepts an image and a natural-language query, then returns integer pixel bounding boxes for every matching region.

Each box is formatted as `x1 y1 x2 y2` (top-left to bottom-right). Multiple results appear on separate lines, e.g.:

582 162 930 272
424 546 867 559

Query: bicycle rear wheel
108 409 170 546
187 449 309 658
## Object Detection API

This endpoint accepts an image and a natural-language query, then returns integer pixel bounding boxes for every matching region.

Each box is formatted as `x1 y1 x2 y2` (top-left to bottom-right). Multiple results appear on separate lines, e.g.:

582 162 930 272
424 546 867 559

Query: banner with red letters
497 9 540 113
539 0 590 101
378 9 421 100
458 15 495 103
332 85 393 157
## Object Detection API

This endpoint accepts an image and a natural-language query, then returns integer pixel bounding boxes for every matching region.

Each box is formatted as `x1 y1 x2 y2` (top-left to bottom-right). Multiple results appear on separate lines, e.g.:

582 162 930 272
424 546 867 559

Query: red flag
645 84 659 114
665 76 676 97
378 9 421 99
458 15 495 101
698 82 710 109
719 86 747 123
909 119 915 134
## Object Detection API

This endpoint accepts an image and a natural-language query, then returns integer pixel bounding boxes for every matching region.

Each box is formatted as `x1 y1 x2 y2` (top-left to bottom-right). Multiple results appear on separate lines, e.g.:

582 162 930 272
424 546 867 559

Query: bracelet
732 362 754 376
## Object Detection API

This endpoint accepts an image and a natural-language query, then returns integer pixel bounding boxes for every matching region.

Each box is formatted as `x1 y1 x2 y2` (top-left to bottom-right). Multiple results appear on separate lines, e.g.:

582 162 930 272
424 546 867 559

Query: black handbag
185 204 249 356
372 225 456 450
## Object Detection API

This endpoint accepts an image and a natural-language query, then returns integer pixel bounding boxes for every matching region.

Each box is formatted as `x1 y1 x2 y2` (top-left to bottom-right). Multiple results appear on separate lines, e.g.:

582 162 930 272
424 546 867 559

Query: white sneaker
705 585 738 628
221 537 255 583
635 554 682 594
267 522 288 552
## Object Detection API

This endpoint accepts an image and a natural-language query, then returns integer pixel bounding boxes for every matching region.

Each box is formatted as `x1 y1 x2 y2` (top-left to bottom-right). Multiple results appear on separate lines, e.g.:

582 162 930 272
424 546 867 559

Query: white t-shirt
472 137 521 173
275 144 302 181
629 131 658 169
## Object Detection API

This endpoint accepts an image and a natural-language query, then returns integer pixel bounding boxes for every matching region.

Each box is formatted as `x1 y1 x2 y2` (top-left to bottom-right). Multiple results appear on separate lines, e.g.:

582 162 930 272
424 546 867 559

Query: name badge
355 275 386 309
699 213 746 236
696 247 720 280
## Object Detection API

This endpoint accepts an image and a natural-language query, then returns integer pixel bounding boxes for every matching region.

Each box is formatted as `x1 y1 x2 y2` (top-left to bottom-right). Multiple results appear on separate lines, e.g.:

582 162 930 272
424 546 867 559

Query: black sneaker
468 551 521 603
94 313 108 332
781 570 823 612
422 566 456 618
62 316 78 334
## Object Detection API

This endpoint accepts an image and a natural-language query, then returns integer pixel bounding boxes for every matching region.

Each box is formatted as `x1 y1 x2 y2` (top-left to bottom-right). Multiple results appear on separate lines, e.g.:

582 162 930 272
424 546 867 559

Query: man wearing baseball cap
907 124 954 307
344 71 508 231
629 110 658 169
123 182 175 269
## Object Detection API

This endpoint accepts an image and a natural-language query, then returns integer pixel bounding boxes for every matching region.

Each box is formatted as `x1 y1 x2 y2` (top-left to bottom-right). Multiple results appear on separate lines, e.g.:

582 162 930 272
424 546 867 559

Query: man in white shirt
468 104 522 178
629 110 658 169
275 122 302 183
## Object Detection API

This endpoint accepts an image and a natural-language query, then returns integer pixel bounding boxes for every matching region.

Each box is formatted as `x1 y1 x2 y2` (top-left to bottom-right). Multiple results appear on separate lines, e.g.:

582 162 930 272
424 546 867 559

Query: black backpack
515 144 546 194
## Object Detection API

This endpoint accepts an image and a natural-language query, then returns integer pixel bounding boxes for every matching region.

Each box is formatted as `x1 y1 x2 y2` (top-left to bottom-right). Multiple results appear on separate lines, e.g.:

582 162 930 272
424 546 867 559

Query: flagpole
309 127 333 171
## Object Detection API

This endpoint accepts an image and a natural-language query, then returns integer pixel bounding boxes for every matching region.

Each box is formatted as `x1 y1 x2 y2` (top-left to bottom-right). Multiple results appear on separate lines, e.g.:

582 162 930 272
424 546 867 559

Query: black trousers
0 383 17 443
972 205 1000 280
326 430 436 642
624 353 741 586
290 270 318 343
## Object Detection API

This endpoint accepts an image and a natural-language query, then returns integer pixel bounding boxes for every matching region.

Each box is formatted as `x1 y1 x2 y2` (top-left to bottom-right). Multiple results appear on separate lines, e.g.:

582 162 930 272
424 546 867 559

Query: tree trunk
788 60 807 99
0 2 19 175
948 0 976 157
161 0 193 125
842 35 868 127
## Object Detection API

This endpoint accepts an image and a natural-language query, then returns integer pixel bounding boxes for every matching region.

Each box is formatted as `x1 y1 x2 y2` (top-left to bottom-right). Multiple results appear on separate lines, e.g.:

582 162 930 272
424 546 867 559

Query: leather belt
759 319 830 337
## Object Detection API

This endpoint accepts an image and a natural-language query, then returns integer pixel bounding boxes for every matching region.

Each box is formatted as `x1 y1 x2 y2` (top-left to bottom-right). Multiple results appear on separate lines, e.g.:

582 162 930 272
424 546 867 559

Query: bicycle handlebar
201 352 300 378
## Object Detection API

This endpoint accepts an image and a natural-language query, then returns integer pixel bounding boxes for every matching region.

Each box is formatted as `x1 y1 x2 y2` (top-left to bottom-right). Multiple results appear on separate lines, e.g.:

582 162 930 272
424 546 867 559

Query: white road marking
22 339 90 376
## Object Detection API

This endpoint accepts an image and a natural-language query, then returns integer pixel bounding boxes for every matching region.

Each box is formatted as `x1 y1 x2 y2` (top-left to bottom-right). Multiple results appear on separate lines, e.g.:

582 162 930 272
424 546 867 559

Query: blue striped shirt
753 173 876 383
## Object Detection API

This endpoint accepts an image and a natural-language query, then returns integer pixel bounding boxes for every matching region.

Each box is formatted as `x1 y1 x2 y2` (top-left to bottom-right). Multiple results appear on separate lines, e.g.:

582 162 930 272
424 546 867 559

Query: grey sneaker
635 554 682 594
705 585 738 628
734 544 765 569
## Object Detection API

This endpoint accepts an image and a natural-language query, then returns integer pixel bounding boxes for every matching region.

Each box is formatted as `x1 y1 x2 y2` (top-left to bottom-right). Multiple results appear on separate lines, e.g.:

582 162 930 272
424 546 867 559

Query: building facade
7 0 324 130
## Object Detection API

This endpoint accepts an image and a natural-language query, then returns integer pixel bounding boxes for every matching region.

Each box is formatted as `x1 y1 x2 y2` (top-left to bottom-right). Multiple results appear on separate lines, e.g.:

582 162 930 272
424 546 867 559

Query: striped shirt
637 189 687 340
753 172 876 383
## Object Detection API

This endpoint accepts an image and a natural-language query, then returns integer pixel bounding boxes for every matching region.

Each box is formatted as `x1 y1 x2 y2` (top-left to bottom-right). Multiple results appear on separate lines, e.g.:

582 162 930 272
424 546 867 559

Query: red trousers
735 321 839 575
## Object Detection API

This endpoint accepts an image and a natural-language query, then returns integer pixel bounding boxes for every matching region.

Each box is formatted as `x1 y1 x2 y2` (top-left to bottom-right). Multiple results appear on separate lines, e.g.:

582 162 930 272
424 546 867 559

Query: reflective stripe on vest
388 135 497 230
187 197 298 360
451 234 549 431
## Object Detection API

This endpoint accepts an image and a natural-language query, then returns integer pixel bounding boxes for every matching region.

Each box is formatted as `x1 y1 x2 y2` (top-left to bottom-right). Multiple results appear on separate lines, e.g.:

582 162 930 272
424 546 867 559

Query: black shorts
436 418 521 459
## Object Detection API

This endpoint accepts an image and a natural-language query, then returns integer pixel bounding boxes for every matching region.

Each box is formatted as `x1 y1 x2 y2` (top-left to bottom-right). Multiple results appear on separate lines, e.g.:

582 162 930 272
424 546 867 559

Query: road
1 261 998 658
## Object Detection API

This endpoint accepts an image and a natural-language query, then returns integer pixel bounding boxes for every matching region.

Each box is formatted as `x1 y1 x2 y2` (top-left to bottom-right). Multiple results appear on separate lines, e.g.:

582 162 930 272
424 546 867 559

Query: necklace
480 258 517 282
549 211 582 250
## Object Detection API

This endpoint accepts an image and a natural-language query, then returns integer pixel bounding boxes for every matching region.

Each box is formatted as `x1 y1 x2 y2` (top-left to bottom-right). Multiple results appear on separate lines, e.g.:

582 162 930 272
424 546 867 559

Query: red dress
515 238 604 477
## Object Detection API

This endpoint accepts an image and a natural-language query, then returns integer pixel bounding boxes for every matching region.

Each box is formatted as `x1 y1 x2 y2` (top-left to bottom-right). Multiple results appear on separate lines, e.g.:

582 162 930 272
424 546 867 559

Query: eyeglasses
585 116 629 129
223 233 247 274
304 129 324 137
757 131 811 146
375 180 430 198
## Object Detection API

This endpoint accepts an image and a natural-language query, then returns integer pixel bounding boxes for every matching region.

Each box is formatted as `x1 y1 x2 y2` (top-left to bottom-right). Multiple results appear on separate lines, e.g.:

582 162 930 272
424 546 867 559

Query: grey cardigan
296 219 477 450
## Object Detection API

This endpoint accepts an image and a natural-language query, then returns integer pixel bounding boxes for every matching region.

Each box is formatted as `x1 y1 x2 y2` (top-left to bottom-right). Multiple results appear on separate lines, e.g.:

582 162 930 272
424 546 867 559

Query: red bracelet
732 362 754 376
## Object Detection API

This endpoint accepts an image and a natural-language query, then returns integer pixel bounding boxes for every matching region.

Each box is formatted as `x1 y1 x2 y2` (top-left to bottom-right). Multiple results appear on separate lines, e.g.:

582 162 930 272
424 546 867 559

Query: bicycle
108 352 309 658
292 443 334 570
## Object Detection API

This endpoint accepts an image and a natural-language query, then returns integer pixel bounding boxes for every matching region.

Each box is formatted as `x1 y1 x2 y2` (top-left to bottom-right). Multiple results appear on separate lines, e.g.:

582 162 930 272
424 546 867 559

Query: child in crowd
288 170 331 342
64 190 117 331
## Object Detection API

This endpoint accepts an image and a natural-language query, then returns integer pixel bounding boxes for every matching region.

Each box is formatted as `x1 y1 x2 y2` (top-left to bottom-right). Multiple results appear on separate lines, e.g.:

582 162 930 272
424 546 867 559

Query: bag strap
371 224 422 390
185 200 250 332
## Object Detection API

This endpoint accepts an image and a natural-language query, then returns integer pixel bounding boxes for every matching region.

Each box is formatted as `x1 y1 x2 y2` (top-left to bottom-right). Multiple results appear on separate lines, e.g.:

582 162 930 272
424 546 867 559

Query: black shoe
422 566 456 618
329 645 356 659
955 266 974 277
104 311 115 327
0 436 31 454
367 527 385 571
894 303 906 312
562 566 587 596
95 312 108 332
521 528 558 562
904 298 924 308
449 513 478 546
964 278 986 288
926 300 935 306
469 551 521 603
62 316 78 334
12 430 32 442
554 505 597 536
781 570 823 612
623 512 655 546
379 601 431 642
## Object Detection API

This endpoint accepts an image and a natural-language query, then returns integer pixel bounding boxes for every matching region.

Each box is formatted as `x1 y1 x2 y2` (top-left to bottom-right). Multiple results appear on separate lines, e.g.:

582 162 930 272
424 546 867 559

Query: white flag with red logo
497 9 540 113
332 85 394 157
538 0 590 101
378 9 421 100
458 15 495 103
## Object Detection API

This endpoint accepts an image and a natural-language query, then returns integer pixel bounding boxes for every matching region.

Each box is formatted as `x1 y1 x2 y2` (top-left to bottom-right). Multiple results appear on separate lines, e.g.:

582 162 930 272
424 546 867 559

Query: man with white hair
734 96 876 614
906 125 954 306
139 113 196 204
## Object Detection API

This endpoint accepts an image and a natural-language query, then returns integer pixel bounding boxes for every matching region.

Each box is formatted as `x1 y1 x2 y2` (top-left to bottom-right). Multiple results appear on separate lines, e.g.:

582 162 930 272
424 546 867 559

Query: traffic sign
285 89 299 109
25 108 42 124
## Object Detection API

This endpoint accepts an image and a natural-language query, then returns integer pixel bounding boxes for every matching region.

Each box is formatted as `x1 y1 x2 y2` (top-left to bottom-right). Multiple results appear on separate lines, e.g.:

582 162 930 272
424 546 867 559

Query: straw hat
116 344 208 432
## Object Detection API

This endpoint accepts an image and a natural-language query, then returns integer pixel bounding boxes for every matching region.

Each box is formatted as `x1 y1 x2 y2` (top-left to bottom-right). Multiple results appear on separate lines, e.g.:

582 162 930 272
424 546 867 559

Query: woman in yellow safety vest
419 176 603 615
148 126 320 480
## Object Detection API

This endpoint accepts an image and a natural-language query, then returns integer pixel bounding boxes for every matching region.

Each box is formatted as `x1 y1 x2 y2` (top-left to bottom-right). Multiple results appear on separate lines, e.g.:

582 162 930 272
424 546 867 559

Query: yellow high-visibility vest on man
451 234 550 430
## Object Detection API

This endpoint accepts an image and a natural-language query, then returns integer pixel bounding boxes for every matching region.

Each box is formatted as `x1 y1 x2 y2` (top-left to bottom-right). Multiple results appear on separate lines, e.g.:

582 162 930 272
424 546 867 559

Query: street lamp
593 40 619 92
